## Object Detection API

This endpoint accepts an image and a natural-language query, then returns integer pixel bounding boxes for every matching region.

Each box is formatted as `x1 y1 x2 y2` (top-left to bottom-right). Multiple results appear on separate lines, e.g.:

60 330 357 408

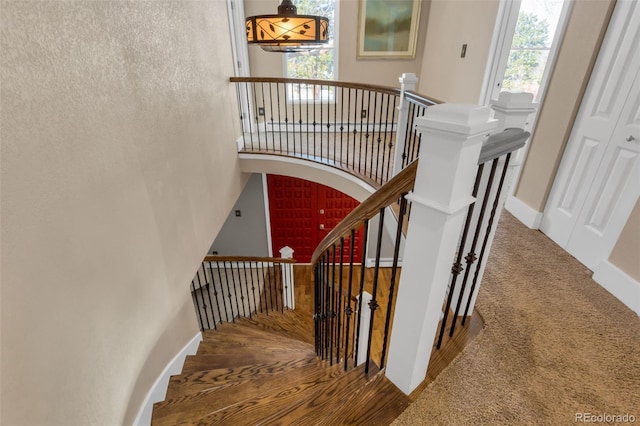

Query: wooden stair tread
196 337 312 356
181 349 311 374
257 364 376 426
152 361 346 426
202 322 313 348
318 374 411 425
165 355 319 399
236 313 314 344
183 363 349 426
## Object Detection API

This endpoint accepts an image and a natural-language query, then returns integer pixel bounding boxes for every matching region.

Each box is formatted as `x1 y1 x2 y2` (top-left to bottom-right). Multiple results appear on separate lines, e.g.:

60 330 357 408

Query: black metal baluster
208 262 223 325
320 84 324 160
330 245 336 365
380 195 408 368
234 85 246 150
313 84 318 158
215 262 230 322
241 262 252 318
314 263 320 355
291 86 296 156
347 88 353 169
222 261 236 322
299 82 303 156
261 83 268 151
229 262 243 318
324 250 331 360
365 209 385 373
403 103 416 168
268 83 276 150
435 165 484 348
340 87 345 168
354 220 369 365
462 153 513 322
276 82 283 153
196 268 211 329
409 105 424 163
387 96 398 181
358 89 365 174
252 82 262 150
336 237 344 365
344 229 356 371
191 281 205 331
244 83 255 150
365 90 374 180
202 262 217 330
333 86 338 164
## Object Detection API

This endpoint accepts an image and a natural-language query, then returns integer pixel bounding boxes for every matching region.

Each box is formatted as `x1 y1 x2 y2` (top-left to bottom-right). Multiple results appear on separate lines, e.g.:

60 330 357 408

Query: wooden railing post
458 92 537 316
393 73 419 176
385 104 498 395
279 246 295 309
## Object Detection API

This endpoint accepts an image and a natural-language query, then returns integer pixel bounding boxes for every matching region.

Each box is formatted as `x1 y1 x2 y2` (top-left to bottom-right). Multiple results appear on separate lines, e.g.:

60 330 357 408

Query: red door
267 175 363 263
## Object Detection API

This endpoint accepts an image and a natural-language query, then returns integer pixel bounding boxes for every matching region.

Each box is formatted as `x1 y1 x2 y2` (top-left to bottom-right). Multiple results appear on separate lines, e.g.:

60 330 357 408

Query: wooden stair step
257 364 376 426
201 322 312 348
152 360 346 426
317 373 411 425
236 313 313 344
165 355 319 399
185 362 349 426
181 348 310 374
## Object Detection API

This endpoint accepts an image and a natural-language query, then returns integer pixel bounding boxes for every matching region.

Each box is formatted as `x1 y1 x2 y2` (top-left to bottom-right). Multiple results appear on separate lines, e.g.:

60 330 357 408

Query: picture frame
357 0 422 59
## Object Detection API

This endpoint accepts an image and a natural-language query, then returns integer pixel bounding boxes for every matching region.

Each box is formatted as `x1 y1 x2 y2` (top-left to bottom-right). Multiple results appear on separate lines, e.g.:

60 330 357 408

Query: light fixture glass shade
246 1 329 53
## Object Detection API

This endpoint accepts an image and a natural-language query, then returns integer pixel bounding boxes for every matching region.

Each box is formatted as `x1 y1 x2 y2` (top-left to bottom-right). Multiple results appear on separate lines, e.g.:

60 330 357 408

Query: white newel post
393 73 419 176
279 246 295 309
460 91 537 315
355 291 373 366
385 104 498 395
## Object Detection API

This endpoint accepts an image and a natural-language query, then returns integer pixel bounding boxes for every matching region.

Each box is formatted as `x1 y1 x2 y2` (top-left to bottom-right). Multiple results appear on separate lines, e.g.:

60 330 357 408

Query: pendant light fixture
246 0 329 52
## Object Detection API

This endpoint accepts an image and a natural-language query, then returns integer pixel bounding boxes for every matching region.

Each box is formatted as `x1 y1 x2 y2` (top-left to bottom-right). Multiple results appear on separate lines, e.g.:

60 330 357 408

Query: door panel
541 0 640 270
566 70 640 269
267 175 362 263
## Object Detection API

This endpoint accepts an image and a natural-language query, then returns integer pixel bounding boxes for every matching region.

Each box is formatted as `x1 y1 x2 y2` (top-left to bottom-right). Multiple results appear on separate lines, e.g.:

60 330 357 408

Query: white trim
593 260 640 317
134 332 202 426
365 258 403 268
262 173 274 258
505 195 543 229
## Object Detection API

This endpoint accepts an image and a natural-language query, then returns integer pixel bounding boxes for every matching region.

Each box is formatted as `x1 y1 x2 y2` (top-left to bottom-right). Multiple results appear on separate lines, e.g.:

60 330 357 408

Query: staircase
151 309 410 425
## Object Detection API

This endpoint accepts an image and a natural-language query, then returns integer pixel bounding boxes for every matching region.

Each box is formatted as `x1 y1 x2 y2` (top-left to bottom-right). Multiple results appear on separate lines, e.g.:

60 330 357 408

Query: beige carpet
393 212 640 425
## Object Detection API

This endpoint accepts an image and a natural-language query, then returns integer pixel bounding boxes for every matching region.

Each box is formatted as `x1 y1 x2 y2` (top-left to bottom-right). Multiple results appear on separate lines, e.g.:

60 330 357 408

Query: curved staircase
151 309 410 425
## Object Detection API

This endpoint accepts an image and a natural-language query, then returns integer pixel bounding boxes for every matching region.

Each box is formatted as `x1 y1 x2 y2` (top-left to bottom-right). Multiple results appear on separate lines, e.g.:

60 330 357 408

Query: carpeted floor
392 212 640 425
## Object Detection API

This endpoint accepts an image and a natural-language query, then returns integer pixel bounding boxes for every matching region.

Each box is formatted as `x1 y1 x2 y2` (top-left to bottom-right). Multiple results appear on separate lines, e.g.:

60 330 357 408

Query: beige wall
417 0 499 103
610 200 640 282
1 1 245 425
246 0 431 87
514 0 616 211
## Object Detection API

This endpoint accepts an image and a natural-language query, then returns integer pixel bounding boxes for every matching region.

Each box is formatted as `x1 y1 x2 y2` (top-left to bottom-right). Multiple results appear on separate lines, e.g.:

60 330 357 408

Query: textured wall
1 1 244 425
417 0 499 103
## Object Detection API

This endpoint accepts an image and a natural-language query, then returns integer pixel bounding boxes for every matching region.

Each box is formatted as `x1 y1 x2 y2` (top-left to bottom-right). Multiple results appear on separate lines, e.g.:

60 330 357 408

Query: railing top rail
204 255 296 264
230 76 401 97
311 161 418 264
478 128 530 165
404 90 443 107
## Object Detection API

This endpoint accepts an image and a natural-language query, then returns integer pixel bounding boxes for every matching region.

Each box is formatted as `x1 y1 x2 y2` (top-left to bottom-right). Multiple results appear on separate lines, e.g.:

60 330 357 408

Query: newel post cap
279 246 294 259
415 104 498 137
490 91 537 113
399 73 419 85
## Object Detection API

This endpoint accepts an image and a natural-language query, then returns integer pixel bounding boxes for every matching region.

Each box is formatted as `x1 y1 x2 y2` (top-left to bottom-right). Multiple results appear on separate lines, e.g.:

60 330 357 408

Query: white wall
1 1 245 424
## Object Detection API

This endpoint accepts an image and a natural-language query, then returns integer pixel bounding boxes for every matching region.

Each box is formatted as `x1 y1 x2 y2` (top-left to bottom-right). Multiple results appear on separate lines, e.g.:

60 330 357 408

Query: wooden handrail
230 76 401 97
311 160 418 264
204 255 296 264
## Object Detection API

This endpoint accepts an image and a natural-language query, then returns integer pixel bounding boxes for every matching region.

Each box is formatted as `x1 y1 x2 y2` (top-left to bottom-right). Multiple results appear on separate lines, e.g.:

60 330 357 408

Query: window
500 0 564 100
285 0 337 101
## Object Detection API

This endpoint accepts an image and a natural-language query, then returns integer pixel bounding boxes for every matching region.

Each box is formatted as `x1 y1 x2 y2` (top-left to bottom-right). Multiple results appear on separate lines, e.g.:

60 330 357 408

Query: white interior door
541 0 640 271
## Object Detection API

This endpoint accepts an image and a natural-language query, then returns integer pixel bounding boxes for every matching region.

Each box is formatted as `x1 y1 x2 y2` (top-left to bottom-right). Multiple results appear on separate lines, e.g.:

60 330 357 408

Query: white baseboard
505 195 543 229
134 332 202 426
593 260 640 317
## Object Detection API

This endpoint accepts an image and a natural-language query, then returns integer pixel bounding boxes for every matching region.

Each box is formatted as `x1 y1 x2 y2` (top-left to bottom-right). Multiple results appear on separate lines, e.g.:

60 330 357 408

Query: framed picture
357 0 422 59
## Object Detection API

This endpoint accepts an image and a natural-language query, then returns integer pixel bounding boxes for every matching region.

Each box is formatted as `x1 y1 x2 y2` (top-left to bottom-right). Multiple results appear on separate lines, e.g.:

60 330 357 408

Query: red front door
267 175 363 263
